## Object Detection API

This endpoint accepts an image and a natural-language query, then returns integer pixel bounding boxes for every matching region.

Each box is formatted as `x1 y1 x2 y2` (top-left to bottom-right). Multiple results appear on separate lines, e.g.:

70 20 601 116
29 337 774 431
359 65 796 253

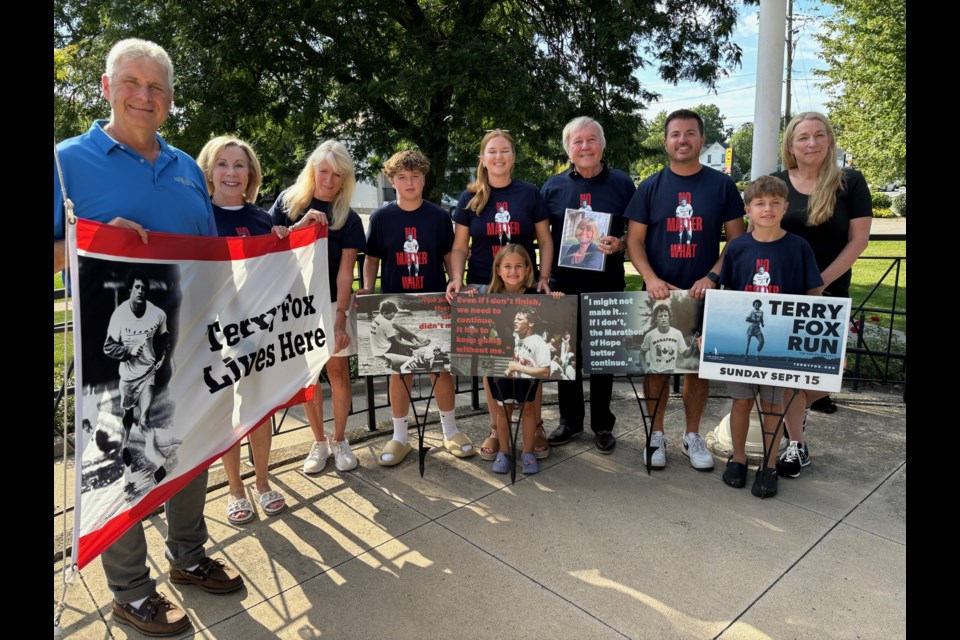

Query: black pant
555 286 617 434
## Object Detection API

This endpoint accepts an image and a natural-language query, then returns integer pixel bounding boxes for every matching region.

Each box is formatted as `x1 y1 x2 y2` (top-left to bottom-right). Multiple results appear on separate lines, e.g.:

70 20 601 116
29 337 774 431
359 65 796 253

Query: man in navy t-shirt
624 108 746 473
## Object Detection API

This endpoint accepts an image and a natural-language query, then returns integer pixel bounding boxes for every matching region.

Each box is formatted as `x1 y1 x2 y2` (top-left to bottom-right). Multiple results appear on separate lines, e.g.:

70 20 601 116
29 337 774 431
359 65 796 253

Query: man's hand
688 275 717 299
108 217 148 244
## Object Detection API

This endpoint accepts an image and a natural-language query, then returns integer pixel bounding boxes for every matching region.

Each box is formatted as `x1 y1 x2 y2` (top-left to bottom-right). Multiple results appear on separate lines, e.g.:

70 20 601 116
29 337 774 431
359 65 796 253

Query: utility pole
784 0 794 125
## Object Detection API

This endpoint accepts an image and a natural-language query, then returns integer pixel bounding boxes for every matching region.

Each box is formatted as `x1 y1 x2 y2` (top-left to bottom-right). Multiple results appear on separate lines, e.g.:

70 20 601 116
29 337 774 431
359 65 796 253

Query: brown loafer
169 557 244 594
112 592 191 637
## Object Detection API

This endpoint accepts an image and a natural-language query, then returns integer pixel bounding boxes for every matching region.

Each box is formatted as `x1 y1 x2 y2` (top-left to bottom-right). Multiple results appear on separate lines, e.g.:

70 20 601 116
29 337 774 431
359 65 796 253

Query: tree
55 1 748 200
815 0 906 185
729 122 753 177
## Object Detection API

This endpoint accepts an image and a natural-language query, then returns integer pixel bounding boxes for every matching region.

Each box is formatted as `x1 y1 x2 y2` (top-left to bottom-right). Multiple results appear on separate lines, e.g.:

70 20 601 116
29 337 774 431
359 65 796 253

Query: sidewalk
53 379 906 639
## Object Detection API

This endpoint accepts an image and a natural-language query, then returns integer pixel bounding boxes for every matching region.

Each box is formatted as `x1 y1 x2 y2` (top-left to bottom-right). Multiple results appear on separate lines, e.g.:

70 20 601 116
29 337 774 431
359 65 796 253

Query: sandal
443 432 477 458
480 432 499 461
378 439 413 467
533 421 550 460
226 497 255 524
252 488 286 516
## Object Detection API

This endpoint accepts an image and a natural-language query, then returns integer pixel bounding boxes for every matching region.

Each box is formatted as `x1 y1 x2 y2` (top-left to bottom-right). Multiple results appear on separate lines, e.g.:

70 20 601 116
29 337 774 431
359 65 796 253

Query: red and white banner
68 218 332 569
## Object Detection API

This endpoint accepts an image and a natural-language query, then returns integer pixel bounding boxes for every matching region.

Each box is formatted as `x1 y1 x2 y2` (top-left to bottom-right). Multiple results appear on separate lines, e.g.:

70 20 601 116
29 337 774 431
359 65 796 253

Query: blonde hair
196 136 263 203
488 244 534 293
279 140 356 230
466 129 514 215
574 217 601 242
781 112 845 227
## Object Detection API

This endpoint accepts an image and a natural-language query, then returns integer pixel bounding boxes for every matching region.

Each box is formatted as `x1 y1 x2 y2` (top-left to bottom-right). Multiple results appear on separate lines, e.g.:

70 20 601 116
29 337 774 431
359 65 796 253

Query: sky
634 0 833 134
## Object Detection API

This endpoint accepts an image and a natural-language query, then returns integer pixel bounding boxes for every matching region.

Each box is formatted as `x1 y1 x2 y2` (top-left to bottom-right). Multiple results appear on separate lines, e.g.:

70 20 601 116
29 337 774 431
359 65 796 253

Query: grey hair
562 116 606 156
106 38 174 93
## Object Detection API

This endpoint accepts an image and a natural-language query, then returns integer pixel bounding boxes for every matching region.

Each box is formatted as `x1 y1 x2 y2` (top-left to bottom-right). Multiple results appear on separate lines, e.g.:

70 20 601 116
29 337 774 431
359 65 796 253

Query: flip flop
226 497 255 524
480 433 499 461
252 488 286 516
378 439 413 467
443 432 477 458
533 421 550 460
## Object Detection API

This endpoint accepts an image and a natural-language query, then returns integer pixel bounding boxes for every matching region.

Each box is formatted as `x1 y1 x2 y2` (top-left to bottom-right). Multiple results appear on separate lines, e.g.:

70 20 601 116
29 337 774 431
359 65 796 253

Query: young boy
718 175 823 498
361 150 477 466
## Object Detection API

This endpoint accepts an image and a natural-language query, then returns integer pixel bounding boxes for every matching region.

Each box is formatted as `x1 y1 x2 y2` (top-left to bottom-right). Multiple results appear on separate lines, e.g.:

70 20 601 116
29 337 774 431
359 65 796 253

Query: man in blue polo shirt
53 39 241 637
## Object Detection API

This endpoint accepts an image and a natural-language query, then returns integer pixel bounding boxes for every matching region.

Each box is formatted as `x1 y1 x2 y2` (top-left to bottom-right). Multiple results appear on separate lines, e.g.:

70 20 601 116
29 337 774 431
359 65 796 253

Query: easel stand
625 374 670 475
499 378 539 485
398 372 440 477
745 387 801 497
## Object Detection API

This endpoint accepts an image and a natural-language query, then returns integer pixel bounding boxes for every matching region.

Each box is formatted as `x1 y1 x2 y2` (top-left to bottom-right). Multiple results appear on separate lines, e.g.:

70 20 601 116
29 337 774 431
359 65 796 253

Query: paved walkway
53 379 906 639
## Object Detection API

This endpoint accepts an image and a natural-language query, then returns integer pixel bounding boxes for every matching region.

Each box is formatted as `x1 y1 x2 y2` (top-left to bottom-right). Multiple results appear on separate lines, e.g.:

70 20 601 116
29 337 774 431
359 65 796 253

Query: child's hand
550 291 565 300
271 225 290 239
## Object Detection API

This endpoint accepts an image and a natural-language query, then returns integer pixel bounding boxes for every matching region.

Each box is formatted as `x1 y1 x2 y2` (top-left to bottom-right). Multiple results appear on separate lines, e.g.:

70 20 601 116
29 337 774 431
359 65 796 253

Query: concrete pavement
53 379 906 639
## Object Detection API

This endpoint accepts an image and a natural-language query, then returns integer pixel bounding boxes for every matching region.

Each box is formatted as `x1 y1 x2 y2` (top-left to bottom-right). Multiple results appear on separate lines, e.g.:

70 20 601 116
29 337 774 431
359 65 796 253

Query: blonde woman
772 112 872 478
270 140 366 475
444 129 554 460
197 135 291 523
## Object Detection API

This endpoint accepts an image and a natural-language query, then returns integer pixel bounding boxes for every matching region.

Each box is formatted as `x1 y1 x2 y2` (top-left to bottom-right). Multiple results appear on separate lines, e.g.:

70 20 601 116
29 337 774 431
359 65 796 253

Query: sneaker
682 432 715 471
521 452 539 475
722 458 748 488
492 451 510 474
303 440 331 474
169 557 244 593
776 440 810 478
643 431 666 469
112 592 191 637
751 467 779 499
330 438 358 472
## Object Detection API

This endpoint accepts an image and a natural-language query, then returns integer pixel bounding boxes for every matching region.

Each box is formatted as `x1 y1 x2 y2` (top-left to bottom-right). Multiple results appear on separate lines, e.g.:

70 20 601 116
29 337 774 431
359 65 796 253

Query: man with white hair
54 38 242 636
541 116 636 453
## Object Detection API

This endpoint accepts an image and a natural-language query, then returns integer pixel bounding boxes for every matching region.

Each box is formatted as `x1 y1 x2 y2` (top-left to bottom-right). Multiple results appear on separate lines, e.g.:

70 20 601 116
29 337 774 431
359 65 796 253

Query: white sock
440 409 459 439
392 418 409 444
128 596 149 610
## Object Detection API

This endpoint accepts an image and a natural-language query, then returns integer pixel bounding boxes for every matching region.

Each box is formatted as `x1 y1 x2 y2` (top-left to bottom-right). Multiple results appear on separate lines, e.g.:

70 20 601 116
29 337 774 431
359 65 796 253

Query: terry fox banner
699 290 851 392
67 218 332 569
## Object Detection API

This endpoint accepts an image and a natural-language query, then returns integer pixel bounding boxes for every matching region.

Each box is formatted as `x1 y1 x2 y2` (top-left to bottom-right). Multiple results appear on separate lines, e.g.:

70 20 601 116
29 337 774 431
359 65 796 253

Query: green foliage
632 160 665 181
729 122 753 177
54 0 747 200
871 193 892 209
872 208 895 219
53 363 75 436
891 192 906 217
816 0 906 186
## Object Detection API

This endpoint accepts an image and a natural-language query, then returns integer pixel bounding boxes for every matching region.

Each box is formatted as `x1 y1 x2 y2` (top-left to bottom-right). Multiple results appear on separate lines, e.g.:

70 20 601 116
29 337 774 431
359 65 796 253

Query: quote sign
581 291 703 375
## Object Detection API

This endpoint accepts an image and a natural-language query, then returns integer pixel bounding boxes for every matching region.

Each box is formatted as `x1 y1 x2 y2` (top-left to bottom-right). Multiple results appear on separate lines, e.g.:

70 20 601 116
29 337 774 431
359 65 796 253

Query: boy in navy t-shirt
361 150 476 466
718 175 823 498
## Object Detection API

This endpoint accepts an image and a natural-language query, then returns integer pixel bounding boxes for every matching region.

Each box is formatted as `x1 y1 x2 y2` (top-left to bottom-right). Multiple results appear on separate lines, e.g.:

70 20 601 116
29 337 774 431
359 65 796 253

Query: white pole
751 0 788 179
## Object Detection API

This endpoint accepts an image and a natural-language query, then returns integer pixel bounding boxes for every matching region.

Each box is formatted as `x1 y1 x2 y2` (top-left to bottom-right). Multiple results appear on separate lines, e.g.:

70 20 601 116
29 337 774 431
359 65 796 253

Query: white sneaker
303 440 331 474
643 431 666 469
330 438 358 472
682 432 715 471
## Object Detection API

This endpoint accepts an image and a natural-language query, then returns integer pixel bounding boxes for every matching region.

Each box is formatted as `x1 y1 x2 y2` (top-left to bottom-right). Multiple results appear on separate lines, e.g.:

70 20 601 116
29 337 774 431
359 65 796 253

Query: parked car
440 193 458 216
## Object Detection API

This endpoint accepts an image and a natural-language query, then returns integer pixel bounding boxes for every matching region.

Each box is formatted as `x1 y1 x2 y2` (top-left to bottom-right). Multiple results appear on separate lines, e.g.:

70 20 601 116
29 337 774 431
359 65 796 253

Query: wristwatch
706 271 720 284
336 308 350 317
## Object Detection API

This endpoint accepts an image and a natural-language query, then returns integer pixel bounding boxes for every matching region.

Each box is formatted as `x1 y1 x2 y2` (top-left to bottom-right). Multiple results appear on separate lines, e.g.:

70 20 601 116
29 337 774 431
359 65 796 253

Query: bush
871 192 892 209
53 363 75 436
872 208 896 219
891 192 906 217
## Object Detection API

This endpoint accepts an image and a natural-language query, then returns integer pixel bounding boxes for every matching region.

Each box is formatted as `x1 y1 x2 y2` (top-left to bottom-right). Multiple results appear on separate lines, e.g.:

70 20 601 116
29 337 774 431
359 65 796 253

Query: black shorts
486 376 539 405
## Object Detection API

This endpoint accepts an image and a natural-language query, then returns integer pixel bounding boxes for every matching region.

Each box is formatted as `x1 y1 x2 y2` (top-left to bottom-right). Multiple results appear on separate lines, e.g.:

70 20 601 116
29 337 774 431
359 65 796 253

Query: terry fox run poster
699 290 852 392
581 291 703 374
449 293 579 379
356 293 452 376
68 218 332 569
